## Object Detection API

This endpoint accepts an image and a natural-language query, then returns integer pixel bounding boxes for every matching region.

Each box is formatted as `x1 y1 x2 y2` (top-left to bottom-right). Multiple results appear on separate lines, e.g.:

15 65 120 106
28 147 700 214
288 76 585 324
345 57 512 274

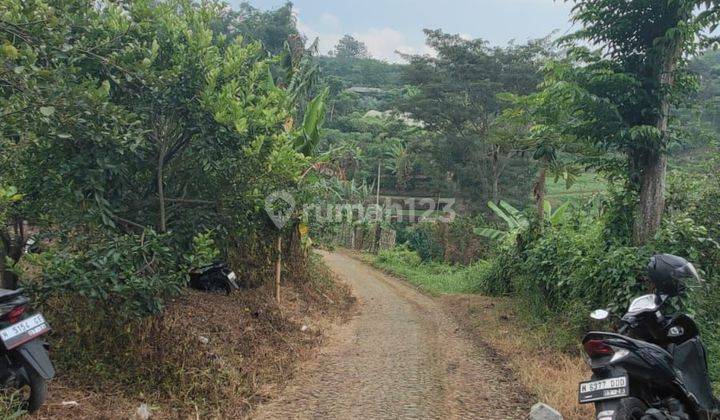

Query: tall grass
371 247 489 295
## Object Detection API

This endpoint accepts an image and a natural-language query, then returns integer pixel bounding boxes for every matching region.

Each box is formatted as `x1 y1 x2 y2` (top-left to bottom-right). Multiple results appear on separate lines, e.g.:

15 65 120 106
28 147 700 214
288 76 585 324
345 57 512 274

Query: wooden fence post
275 234 282 305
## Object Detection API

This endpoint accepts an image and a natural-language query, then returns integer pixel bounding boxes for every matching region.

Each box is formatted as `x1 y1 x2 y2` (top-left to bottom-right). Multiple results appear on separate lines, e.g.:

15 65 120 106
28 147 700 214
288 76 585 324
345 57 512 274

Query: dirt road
252 251 530 419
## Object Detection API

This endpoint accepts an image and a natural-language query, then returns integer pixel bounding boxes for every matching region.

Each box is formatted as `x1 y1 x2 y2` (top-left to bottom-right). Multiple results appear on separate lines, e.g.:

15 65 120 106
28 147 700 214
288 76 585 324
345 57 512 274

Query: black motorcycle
579 254 720 420
189 262 240 294
0 288 55 412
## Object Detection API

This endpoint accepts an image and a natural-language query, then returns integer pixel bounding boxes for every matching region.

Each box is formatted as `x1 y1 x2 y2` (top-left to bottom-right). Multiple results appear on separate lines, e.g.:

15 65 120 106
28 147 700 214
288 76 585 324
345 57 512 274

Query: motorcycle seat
0 289 23 302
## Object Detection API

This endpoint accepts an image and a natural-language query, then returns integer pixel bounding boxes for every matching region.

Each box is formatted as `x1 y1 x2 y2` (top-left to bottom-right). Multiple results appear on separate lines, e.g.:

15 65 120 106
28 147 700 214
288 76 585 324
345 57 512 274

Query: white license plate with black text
0 314 50 349
579 376 629 403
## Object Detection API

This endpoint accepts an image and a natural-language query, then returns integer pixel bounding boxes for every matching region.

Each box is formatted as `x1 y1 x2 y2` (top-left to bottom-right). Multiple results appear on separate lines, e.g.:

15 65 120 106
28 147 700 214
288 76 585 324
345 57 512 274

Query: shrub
184 230 221 269
478 250 518 296
397 216 488 264
376 245 422 267
403 223 444 261
23 230 185 319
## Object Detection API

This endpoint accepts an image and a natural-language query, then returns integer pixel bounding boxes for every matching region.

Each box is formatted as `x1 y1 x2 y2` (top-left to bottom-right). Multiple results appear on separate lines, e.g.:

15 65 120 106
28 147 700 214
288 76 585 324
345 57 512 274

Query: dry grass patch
28 255 355 419
442 295 594 420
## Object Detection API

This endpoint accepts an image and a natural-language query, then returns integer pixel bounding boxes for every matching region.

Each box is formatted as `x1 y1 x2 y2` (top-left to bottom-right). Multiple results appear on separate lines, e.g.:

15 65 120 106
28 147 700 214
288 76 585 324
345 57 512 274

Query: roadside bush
477 250 518 296
376 245 422 267
397 216 488 264
476 183 720 371
22 230 185 319
402 223 444 261
520 222 647 313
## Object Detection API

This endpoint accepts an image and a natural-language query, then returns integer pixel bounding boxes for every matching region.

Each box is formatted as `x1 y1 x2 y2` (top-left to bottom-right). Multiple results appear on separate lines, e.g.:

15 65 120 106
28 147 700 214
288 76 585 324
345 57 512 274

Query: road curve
251 251 529 419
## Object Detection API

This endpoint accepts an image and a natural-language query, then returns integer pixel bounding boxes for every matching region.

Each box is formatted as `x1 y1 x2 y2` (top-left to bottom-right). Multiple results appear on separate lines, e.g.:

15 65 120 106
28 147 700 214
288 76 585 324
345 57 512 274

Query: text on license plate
579 376 628 403
0 314 50 349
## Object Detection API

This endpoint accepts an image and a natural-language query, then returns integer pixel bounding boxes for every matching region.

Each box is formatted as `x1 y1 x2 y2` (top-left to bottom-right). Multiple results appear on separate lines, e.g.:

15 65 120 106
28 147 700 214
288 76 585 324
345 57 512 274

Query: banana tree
474 200 569 243
384 142 412 192
294 87 329 156
474 201 529 243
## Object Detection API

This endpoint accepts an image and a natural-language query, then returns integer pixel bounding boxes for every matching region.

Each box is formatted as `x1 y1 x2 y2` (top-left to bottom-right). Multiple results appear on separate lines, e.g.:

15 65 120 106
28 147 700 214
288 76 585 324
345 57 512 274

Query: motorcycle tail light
4 305 26 324
584 339 614 357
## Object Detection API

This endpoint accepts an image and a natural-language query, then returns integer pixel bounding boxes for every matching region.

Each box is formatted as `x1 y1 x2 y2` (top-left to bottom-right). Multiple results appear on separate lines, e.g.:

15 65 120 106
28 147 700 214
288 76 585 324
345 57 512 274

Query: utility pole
376 161 381 208
374 161 382 253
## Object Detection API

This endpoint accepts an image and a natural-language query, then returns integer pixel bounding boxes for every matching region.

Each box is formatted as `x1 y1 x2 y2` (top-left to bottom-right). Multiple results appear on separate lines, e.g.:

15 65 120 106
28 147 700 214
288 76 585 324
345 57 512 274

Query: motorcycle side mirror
590 309 610 321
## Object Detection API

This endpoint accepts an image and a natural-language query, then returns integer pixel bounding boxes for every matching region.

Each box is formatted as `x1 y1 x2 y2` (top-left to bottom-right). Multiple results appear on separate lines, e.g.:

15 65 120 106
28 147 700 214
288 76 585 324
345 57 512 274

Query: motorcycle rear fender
15 339 55 380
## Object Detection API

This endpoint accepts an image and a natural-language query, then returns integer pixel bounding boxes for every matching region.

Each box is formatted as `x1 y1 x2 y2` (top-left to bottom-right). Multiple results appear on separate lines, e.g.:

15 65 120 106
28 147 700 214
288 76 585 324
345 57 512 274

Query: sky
231 0 576 63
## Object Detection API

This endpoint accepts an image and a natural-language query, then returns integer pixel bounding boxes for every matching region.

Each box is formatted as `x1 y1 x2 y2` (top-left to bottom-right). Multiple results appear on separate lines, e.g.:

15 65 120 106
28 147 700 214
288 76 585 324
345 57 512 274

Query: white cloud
353 27 435 63
319 12 341 31
293 8 432 63
293 7 340 55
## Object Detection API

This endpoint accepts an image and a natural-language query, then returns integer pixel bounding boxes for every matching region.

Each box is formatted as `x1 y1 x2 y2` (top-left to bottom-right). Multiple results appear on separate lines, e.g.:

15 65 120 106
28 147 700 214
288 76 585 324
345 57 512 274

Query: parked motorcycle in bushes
0 288 55 412
580 254 720 420
189 262 240 294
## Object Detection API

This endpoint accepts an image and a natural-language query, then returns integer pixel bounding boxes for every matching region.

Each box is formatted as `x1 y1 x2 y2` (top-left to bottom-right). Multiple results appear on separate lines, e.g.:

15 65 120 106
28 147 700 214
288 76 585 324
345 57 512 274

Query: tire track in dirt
251 251 530 419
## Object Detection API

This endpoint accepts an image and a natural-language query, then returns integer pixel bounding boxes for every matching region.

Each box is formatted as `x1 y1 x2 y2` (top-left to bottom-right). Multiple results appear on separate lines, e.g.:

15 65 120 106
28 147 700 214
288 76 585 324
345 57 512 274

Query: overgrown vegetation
0 0 349 415
4 0 720 416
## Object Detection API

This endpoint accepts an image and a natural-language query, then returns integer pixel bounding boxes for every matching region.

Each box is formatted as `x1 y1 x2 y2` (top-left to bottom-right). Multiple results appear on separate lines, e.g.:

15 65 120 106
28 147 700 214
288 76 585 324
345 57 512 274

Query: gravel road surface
252 251 530 419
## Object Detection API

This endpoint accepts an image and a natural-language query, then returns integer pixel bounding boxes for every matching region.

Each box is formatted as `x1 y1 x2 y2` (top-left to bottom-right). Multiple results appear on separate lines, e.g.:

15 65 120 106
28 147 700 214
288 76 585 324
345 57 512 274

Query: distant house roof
363 110 425 128
345 86 385 94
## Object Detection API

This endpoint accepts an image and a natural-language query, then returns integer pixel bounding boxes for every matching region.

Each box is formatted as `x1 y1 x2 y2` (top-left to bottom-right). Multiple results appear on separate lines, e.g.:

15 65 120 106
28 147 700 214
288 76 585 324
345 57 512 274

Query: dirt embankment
31 258 355 419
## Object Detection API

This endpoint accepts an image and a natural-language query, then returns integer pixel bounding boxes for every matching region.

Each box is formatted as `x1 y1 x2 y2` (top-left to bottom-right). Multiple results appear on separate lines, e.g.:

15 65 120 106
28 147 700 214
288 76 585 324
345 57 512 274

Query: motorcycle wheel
598 397 647 420
23 367 47 413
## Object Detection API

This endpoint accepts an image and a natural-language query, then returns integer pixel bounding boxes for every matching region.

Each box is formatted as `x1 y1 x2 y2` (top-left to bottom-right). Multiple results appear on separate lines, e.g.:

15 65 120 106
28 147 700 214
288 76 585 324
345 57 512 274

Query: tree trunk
0 219 24 289
534 164 547 222
632 44 678 245
633 152 667 244
0 246 9 289
491 147 500 204
157 149 166 233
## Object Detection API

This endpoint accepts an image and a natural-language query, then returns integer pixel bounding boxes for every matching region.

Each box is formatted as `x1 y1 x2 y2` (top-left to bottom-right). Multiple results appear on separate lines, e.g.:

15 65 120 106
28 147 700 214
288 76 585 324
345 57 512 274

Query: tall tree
231 1 299 55
564 0 720 244
399 30 551 204
333 35 369 59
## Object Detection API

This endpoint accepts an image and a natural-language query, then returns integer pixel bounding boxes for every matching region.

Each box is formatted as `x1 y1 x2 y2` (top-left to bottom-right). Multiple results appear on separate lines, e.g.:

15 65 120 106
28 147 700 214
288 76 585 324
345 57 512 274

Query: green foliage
318 56 403 91
23 231 184 319
232 1 299 55
472 170 720 382
296 88 330 155
0 186 21 221
474 201 530 243
184 231 221 269
373 246 488 295
332 35 369 59
0 0 331 317
402 223 445 262
398 31 552 206
523 1 720 243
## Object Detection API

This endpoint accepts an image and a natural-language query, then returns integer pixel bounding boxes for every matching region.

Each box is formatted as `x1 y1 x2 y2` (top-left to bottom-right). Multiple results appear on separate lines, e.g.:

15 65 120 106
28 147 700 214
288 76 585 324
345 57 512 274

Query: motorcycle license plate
0 314 50 350
578 376 629 403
